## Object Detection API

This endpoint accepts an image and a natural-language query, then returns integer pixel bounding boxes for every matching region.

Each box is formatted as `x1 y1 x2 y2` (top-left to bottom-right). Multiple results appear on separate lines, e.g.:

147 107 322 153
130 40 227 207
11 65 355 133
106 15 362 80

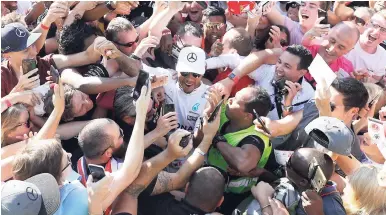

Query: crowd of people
1 1 386 215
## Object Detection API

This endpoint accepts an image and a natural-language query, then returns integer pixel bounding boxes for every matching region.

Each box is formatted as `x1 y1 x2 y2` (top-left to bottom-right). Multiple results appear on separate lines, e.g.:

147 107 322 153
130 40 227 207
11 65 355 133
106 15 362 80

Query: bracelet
4 99 12 108
40 23 49 30
195 148 206 156
261 204 271 210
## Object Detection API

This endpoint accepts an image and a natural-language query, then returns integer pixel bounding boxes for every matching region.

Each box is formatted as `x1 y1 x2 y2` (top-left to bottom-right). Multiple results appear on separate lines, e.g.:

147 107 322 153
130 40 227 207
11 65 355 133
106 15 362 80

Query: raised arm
31 1 68 53
60 68 137 95
100 81 151 210
33 80 64 140
265 4 286 26
213 48 283 99
124 129 193 198
63 2 98 27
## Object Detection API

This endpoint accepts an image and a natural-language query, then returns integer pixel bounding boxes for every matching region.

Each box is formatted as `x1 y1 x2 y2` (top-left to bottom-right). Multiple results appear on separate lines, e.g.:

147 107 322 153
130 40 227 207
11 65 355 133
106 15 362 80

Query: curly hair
43 85 76 122
58 19 101 55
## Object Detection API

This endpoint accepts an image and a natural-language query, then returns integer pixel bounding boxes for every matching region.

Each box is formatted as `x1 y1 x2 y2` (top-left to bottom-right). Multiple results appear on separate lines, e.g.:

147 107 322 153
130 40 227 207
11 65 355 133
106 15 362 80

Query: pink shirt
304 45 354 87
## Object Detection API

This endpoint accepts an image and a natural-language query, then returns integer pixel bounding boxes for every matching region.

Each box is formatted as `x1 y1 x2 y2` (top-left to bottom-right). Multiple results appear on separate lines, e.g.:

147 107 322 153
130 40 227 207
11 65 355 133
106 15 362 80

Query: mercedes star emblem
26 187 39 201
187 52 197 63
15 28 26 38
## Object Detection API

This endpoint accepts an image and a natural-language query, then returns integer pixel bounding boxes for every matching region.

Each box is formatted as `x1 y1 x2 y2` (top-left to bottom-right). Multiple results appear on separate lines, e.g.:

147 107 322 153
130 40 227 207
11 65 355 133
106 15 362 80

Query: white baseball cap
176 46 206 75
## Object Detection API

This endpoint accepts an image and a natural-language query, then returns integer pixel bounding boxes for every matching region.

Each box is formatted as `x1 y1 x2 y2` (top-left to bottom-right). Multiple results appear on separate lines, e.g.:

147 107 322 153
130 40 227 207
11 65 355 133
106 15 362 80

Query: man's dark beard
112 142 128 159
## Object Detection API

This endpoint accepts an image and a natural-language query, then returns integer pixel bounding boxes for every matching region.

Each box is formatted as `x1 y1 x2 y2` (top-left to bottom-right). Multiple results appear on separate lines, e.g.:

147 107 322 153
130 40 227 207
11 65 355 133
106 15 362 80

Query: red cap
227 1 255 15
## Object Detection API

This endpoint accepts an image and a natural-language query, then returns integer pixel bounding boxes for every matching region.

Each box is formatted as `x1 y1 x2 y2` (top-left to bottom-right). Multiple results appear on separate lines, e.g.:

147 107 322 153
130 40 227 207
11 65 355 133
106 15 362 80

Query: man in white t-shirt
144 46 209 132
345 10 386 83
208 45 315 120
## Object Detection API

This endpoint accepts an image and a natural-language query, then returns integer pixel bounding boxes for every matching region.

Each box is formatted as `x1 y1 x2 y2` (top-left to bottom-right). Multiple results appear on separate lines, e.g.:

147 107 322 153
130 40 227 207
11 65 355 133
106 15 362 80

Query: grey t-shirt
273 102 363 160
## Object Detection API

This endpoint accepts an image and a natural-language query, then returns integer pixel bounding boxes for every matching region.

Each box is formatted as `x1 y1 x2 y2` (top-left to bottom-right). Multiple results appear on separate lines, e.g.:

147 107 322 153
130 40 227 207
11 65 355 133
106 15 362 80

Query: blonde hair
12 139 63 183
1 104 28 147
344 165 386 215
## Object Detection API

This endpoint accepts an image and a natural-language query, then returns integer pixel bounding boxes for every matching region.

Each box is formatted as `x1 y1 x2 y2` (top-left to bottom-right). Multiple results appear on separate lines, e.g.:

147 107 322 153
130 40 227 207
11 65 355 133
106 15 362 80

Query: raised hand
43 1 69 25
269 25 283 48
135 79 152 118
209 39 224 57
93 36 121 59
156 112 178 137
166 129 193 159
14 67 40 92
133 36 159 58
52 78 65 113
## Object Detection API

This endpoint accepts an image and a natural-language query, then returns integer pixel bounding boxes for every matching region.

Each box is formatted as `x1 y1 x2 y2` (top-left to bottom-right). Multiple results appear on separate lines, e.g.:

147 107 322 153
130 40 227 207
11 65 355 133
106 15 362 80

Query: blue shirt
54 180 88 215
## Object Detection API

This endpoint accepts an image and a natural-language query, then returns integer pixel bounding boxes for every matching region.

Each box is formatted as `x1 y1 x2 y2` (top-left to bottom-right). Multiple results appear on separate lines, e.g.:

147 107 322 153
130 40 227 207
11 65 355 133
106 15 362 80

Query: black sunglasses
61 154 72 172
100 128 124 155
180 72 202 78
114 34 139 47
288 2 300 9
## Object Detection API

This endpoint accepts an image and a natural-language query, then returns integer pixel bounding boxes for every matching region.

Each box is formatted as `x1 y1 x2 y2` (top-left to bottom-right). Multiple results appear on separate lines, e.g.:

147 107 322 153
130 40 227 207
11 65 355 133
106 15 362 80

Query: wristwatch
227 72 240 84
282 105 293 112
212 135 226 149
129 54 141 61
105 1 116 11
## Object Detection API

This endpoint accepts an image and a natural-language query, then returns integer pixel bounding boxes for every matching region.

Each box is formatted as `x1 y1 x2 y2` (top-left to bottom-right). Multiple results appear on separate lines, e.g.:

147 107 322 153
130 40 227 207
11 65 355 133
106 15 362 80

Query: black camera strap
273 85 284 119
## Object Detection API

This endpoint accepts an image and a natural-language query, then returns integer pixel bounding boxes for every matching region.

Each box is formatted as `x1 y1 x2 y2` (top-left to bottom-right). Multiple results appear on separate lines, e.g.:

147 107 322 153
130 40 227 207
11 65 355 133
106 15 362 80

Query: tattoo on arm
124 184 146 198
151 171 173 196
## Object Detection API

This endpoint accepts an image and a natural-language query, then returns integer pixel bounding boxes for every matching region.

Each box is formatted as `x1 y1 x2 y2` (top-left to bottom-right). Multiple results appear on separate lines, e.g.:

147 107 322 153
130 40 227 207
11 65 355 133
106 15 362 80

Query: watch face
228 73 235 79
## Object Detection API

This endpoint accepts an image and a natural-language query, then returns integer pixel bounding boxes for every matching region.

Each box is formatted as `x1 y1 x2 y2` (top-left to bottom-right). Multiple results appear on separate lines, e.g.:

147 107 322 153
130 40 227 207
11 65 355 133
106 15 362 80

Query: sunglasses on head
114 34 140 47
12 112 31 130
180 72 201 78
353 16 366 26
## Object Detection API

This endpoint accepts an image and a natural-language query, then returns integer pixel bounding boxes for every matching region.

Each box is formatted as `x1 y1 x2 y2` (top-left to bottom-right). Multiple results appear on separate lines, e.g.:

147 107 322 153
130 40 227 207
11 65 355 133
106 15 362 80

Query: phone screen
318 9 328 24
133 70 149 100
22 59 37 77
162 104 175 116
208 99 224 123
88 164 106 182
50 65 60 84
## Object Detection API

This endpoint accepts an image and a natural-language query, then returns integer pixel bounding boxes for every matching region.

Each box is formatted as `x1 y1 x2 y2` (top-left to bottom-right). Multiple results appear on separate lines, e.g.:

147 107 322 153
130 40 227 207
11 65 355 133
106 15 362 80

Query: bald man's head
318 21 359 64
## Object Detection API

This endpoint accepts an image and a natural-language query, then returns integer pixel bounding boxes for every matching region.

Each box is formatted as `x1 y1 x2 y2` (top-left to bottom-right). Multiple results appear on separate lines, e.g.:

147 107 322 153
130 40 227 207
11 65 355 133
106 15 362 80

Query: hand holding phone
50 65 60 84
132 70 150 100
22 59 38 77
253 109 271 135
308 158 327 193
88 164 106 182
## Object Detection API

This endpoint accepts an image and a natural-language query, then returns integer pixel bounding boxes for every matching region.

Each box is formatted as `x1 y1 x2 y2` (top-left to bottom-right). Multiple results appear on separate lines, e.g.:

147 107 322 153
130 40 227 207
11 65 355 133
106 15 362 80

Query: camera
272 79 288 96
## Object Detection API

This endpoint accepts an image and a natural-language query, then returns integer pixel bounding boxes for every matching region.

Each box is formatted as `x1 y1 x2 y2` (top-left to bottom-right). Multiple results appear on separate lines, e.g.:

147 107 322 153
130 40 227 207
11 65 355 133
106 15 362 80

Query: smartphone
208 99 224 123
132 70 150 100
308 158 327 193
318 9 328 24
179 133 192 148
50 65 60 84
22 59 37 77
253 109 271 135
162 104 175 116
369 90 382 108
88 164 106 182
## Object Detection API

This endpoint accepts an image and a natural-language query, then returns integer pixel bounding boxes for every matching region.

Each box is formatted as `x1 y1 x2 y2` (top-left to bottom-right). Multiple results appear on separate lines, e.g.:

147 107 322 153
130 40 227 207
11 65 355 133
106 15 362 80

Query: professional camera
272 78 288 96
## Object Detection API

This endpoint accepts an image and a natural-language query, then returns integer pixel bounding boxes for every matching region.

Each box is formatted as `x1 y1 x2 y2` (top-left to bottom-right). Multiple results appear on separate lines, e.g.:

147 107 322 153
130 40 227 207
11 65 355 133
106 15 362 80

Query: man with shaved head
302 21 360 86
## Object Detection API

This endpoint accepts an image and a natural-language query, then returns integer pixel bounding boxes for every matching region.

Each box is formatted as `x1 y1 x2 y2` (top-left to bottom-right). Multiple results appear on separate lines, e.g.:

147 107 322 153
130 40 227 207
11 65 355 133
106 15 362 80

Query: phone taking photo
22 59 37 77
208 99 224 123
50 65 60 84
308 158 327 193
88 164 106 182
253 109 271 135
162 104 175 116
133 70 150 100
318 9 328 24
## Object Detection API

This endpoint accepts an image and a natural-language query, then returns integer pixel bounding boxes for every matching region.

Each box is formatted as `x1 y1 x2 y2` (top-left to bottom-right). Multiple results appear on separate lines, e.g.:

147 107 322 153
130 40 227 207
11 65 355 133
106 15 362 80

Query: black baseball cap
1 22 41 54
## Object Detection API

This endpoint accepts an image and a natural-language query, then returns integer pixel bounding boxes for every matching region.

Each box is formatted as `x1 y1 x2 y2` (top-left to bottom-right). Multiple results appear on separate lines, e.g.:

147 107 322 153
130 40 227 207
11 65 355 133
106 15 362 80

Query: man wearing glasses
345 10 386 84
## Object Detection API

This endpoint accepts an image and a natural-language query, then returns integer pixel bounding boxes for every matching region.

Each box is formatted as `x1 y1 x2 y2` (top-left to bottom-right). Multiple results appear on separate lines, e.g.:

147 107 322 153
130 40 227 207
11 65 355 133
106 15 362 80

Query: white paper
274 149 294 166
308 54 337 87
368 118 386 159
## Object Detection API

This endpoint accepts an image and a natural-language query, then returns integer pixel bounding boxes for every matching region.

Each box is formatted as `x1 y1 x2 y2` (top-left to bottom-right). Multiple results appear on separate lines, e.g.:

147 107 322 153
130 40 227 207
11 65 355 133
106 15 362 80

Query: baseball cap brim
176 61 205 75
25 173 60 215
27 33 42 50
